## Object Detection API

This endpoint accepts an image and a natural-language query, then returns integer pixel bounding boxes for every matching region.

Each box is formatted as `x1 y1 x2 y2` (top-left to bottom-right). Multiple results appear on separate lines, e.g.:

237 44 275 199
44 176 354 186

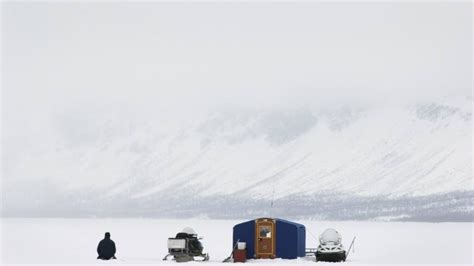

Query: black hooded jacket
97 233 116 260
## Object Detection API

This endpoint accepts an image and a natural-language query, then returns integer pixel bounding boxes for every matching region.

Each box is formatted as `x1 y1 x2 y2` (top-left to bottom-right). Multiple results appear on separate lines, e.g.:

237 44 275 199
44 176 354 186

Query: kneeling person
97 232 116 260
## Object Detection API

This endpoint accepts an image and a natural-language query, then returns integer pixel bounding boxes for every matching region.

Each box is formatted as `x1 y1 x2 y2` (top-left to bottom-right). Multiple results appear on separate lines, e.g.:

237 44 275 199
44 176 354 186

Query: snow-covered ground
1 218 472 265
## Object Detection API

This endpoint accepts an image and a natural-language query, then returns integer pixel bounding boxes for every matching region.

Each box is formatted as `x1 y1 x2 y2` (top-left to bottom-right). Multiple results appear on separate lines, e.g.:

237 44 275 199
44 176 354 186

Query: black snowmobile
315 228 354 262
163 227 210 262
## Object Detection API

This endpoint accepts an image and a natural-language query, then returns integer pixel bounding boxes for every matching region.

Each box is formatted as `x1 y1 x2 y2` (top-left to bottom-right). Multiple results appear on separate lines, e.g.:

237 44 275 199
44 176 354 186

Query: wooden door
255 218 275 258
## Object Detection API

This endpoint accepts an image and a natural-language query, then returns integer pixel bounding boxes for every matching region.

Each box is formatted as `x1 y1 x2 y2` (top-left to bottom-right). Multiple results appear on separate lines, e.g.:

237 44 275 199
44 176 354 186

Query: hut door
255 218 275 258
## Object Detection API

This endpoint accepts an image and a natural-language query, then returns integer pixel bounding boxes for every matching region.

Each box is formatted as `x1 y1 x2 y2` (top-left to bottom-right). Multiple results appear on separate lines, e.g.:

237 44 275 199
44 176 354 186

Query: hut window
259 225 272 238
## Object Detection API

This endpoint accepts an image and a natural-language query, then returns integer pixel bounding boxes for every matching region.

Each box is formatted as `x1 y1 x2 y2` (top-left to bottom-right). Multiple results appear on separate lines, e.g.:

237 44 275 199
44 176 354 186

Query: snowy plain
1 218 472 266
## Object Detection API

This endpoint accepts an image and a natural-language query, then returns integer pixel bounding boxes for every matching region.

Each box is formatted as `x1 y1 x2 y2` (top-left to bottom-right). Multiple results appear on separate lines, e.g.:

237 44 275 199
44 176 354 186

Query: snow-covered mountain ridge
3 97 472 220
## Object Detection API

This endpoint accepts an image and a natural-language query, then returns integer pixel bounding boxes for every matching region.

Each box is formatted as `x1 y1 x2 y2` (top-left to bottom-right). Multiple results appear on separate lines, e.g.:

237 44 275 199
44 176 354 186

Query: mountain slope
2 98 472 220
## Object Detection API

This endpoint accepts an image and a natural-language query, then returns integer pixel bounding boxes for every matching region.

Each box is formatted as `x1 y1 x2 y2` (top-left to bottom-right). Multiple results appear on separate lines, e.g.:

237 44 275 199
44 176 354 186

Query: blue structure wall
275 219 306 259
233 218 306 260
297 224 306 257
233 220 255 259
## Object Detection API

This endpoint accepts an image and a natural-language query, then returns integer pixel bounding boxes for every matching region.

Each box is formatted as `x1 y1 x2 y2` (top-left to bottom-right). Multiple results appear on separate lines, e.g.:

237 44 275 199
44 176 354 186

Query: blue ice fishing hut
232 217 306 259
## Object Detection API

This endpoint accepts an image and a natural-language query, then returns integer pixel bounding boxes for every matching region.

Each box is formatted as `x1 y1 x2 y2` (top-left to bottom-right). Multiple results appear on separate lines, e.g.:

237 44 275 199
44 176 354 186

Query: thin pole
269 186 275 217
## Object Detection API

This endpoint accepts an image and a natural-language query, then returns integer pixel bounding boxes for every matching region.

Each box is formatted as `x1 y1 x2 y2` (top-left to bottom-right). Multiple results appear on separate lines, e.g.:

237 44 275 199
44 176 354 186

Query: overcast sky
1 1 472 149
1 1 472 216
3 1 471 114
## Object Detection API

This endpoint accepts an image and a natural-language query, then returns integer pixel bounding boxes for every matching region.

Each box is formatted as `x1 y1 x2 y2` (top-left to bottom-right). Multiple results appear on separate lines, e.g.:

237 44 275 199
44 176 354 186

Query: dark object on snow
313 229 355 262
316 250 346 262
97 232 117 260
163 227 209 262
233 217 306 260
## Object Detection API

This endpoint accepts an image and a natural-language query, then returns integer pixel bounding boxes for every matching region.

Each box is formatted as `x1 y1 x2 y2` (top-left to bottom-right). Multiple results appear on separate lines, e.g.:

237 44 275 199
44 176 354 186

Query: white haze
3 2 471 109
1 2 472 217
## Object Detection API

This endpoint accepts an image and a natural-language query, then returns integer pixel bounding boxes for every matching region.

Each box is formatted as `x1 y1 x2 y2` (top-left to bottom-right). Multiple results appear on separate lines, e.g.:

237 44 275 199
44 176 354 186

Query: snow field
1 218 472 265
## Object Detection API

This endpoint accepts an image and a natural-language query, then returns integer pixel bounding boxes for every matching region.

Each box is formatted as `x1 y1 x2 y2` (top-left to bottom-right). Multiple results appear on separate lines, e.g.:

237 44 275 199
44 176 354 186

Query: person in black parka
97 232 117 260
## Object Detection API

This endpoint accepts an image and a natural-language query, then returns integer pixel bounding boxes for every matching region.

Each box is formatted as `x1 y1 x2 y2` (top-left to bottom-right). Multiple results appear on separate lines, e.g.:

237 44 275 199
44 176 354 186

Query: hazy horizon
1 1 472 220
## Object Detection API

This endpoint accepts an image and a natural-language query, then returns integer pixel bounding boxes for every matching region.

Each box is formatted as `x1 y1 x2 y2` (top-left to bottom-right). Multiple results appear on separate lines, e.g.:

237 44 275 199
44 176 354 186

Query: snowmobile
315 228 349 262
163 227 210 262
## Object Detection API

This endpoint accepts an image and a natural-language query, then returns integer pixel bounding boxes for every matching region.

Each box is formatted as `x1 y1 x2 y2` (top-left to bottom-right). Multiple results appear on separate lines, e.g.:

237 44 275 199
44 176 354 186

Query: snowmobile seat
176 232 190 239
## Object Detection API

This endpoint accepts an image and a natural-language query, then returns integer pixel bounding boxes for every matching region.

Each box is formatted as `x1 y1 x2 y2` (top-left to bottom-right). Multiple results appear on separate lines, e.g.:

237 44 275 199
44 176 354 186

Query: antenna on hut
269 186 275 217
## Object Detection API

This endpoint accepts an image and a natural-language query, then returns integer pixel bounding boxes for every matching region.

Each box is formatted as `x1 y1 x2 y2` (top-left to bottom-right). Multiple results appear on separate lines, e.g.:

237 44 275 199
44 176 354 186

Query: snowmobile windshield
182 227 197 235
320 228 342 245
